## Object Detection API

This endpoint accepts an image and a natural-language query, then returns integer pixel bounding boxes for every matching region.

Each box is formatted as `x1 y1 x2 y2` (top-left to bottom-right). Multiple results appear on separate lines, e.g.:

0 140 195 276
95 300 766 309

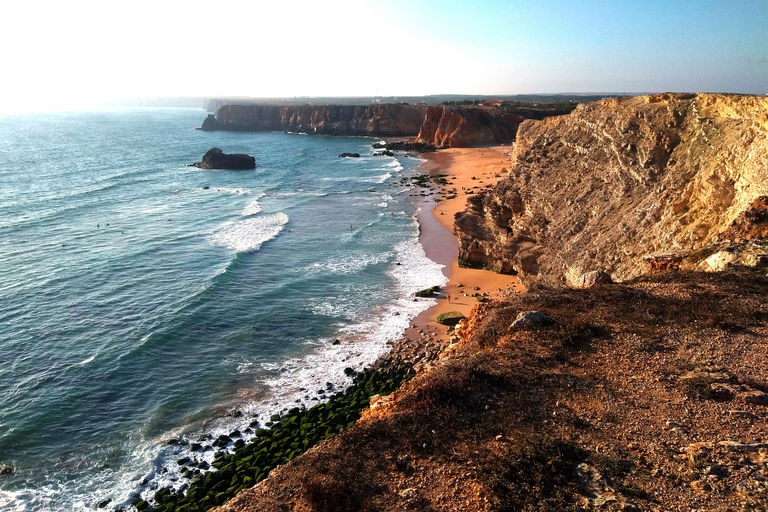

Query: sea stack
195 148 255 170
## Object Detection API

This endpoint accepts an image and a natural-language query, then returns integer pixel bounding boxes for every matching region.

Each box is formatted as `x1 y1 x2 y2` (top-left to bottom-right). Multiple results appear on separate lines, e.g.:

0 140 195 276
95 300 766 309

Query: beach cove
126 143 529 512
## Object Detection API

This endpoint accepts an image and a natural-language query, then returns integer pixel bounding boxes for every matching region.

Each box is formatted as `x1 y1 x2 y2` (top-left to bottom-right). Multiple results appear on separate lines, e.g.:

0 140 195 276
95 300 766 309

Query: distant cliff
200 104 427 137
454 93 768 286
200 103 574 147
416 106 526 147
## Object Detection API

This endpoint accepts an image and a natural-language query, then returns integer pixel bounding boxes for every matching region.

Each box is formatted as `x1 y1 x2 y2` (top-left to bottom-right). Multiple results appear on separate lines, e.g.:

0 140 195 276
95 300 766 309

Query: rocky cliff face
416 106 526 147
201 103 563 147
454 93 768 286
201 104 427 137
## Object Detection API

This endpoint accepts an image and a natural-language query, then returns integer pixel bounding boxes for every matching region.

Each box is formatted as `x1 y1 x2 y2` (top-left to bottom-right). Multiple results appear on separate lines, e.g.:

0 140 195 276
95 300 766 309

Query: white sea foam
77 355 95 365
257 234 446 413
303 251 391 276
208 213 288 253
362 172 392 184
241 198 263 216
209 187 253 195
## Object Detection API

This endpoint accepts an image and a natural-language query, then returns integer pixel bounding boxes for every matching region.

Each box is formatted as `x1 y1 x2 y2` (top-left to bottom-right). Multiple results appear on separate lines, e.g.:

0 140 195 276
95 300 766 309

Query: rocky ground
213 266 768 512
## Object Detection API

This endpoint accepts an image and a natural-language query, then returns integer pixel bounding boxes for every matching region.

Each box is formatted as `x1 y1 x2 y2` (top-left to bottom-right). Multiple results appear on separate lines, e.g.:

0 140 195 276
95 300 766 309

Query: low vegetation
136 366 415 512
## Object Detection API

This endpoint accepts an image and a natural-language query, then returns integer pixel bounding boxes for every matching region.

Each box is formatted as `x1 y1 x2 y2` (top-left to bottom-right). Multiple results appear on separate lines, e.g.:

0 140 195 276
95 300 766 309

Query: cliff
454 93 768 286
415 105 526 147
200 104 427 137
200 103 575 148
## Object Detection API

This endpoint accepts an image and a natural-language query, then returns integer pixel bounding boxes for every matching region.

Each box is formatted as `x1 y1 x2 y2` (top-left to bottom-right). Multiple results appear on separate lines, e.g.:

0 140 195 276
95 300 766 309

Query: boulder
436 311 465 326
510 311 553 330
195 148 255 170
576 270 613 288
338 153 360 158
0 465 12 476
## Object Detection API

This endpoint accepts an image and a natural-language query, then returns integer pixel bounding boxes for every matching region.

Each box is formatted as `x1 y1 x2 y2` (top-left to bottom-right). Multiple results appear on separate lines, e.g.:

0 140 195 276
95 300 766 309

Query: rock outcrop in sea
454 93 768 286
195 148 256 170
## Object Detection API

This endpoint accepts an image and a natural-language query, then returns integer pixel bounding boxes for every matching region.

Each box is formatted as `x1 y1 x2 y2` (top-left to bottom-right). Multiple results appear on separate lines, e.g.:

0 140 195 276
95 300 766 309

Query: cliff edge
454 93 768 286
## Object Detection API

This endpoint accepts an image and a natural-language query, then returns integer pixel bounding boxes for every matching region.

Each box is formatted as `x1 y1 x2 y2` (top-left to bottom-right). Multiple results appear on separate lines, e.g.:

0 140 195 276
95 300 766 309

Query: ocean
0 108 446 511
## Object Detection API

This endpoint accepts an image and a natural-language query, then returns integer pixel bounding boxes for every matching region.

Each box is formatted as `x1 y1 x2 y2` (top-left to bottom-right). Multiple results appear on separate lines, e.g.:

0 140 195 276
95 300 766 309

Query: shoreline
119 143 524 510
390 146 526 363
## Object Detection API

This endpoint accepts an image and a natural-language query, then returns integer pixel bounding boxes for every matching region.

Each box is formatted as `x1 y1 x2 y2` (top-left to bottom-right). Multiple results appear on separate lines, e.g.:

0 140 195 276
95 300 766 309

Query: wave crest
208 213 288 253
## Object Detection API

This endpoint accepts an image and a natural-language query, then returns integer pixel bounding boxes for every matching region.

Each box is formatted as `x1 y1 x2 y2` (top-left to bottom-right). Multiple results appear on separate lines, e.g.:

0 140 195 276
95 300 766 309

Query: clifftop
454 93 768 286
213 268 768 512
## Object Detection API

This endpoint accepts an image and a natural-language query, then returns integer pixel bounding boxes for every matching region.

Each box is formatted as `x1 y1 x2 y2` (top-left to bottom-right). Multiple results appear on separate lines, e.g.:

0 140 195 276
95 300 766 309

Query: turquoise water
0 108 445 511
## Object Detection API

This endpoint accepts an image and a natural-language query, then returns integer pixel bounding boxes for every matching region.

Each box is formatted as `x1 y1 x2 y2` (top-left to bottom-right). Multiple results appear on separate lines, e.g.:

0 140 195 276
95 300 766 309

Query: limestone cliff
200 103 574 147
454 93 768 286
200 104 427 137
416 106 526 147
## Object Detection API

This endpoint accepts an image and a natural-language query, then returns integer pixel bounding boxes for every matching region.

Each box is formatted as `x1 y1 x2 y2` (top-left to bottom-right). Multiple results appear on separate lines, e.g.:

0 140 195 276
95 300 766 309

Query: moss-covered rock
436 311 465 325
152 366 414 511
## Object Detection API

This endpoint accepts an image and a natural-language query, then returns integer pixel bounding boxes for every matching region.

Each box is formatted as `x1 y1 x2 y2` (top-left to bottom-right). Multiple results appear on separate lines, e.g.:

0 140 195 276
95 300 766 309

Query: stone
739 390 768 406
728 410 757 419
338 153 360 158
194 148 255 170
510 311 553 330
683 442 713 462
576 270 613 288
436 311 465 326
679 371 730 383
717 441 768 452
0 466 12 476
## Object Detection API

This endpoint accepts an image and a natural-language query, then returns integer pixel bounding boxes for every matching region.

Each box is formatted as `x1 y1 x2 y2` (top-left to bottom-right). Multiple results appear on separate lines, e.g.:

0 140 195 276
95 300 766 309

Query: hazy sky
2 0 766 111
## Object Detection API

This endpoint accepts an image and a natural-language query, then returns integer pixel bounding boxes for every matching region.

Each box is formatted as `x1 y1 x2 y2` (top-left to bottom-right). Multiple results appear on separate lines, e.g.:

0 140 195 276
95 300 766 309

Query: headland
144 93 768 512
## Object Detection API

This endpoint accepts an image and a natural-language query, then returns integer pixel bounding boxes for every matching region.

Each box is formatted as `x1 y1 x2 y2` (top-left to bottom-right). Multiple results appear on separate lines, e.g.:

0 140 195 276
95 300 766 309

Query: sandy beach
403 146 526 348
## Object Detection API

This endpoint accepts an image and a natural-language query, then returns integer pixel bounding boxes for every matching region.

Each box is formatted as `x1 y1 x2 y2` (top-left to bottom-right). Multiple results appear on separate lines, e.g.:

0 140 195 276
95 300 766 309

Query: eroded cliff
200 103 575 147
454 93 768 286
201 104 427 137
415 106 526 147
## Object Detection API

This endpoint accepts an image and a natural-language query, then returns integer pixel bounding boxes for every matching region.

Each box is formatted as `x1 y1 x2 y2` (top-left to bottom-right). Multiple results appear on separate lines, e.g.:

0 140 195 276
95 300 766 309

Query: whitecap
209 187 253 195
241 199 263 216
362 172 392 184
208 213 289 253
303 251 391 276
77 355 95 365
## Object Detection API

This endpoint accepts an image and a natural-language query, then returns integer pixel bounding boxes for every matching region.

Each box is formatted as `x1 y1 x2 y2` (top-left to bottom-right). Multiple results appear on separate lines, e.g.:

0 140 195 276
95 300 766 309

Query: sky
1 0 766 112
